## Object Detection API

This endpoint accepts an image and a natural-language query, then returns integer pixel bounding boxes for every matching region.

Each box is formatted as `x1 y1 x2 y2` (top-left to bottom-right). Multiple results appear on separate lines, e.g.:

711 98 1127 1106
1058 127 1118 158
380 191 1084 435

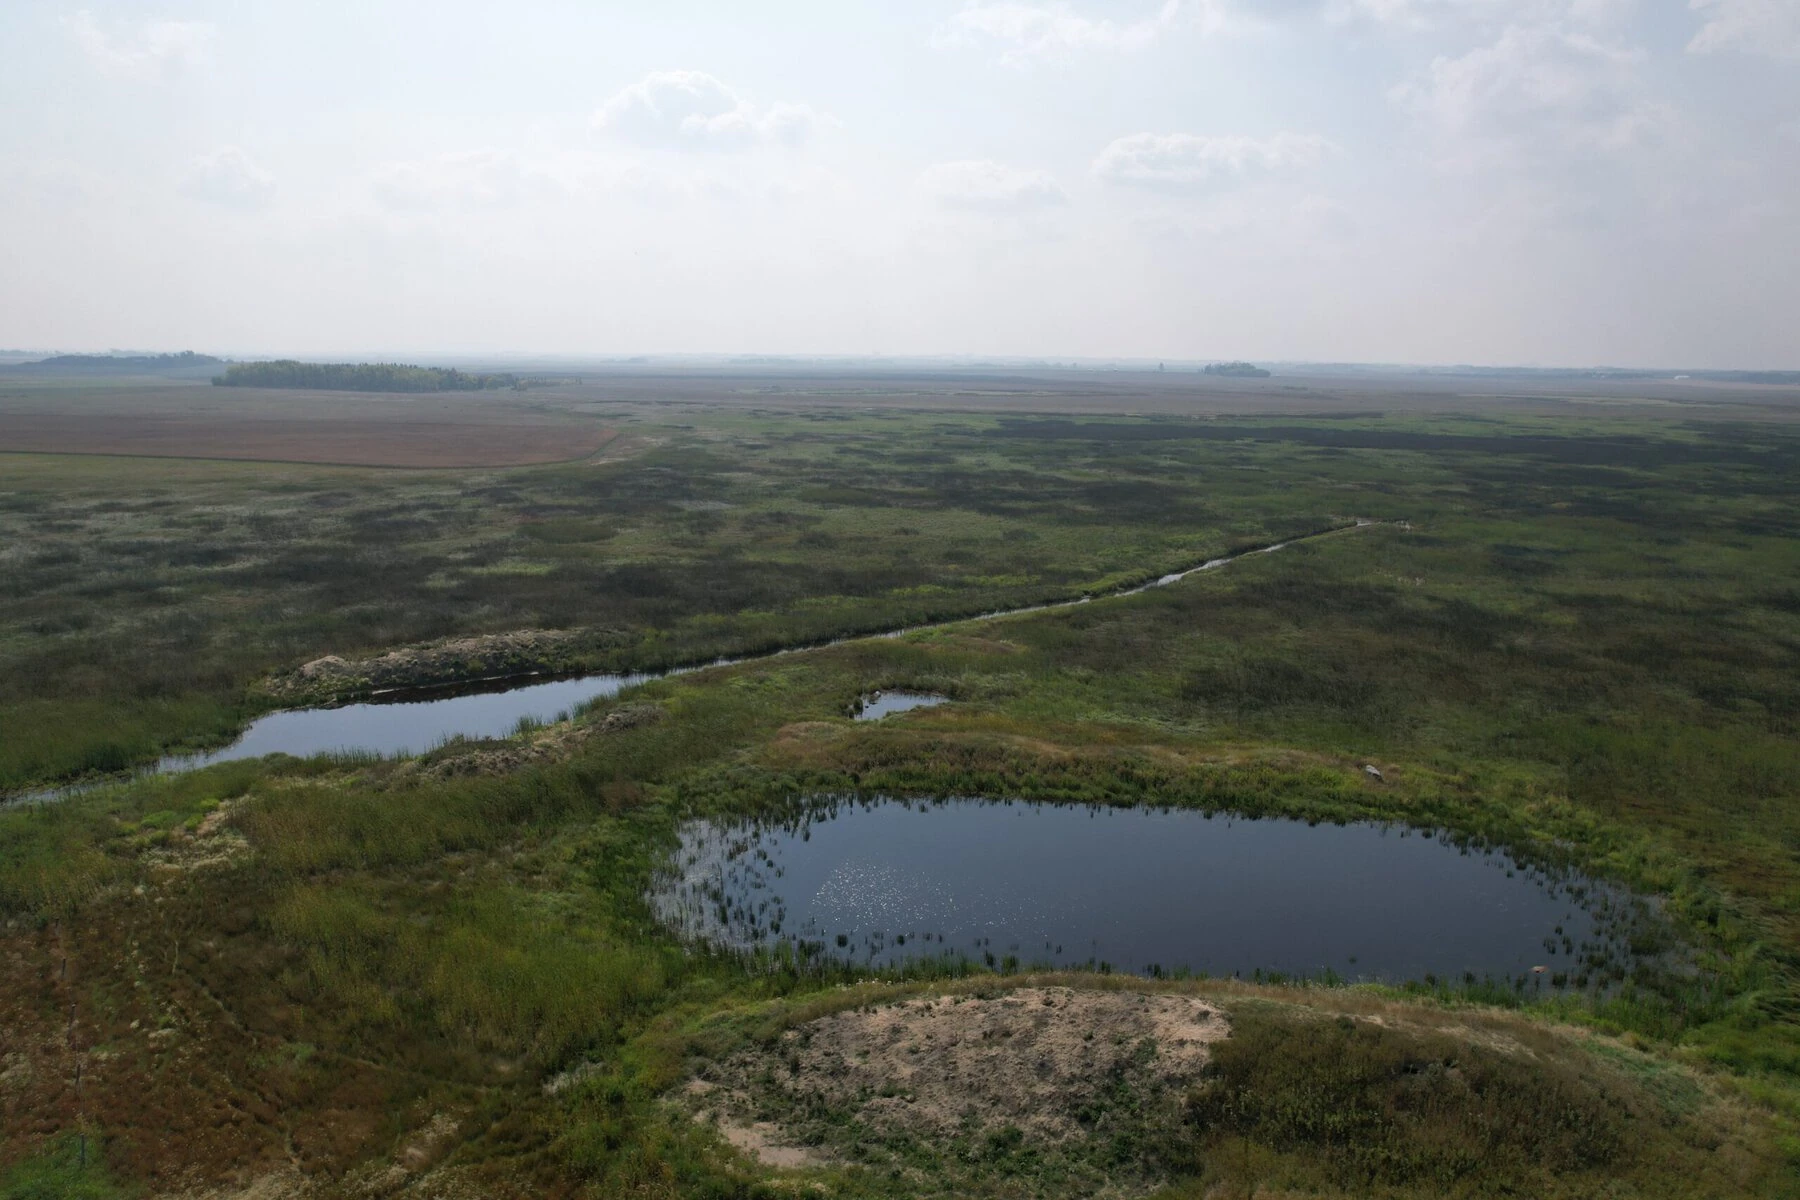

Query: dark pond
651 797 1656 987
852 692 949 720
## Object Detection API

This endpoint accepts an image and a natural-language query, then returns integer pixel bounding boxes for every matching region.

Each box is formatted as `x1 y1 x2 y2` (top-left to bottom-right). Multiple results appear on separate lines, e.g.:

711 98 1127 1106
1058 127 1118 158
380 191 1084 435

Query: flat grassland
0 383 619 467
2 368 1799 1198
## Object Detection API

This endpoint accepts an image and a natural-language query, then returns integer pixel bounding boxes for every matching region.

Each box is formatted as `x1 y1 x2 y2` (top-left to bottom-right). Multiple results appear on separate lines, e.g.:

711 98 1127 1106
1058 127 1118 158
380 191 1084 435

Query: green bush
1 1134 121 1200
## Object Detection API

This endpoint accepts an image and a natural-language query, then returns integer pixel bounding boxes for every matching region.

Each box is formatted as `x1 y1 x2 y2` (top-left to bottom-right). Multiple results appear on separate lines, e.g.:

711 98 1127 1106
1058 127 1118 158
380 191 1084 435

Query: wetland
3 519 1369 800
2 369 1799 1198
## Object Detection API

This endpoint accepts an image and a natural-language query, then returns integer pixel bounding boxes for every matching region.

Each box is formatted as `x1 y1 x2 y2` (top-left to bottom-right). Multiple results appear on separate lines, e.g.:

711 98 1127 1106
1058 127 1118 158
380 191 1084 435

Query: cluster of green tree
27 351 221 368
213 360 520 392
1201 361 1271 377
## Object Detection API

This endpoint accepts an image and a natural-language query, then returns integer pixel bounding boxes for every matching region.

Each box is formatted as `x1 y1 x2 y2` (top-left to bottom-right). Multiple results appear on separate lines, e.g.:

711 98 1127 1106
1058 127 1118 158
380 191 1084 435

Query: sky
0 0 1795 366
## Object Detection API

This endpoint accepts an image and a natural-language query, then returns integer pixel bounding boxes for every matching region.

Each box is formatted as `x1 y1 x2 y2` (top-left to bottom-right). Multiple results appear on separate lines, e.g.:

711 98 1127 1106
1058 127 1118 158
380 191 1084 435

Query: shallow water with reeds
851 691 948 720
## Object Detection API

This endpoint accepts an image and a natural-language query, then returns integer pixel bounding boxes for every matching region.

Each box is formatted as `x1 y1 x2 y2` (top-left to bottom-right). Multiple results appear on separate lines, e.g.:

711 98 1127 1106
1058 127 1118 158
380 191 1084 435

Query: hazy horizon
5 348 1796 375
4 1 1796 369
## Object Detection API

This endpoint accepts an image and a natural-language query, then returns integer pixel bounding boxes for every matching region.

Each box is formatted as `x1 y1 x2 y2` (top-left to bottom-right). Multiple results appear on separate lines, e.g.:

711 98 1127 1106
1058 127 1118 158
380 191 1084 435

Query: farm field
3 369 1800 1198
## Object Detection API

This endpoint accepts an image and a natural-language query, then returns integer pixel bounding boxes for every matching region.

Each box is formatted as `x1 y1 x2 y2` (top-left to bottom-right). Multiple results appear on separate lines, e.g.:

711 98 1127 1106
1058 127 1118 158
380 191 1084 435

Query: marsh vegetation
2 372 1798 1197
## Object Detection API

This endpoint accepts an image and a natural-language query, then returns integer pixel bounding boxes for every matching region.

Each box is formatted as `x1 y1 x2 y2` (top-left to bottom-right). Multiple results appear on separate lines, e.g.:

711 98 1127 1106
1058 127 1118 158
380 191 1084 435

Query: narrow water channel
8 521 1386 803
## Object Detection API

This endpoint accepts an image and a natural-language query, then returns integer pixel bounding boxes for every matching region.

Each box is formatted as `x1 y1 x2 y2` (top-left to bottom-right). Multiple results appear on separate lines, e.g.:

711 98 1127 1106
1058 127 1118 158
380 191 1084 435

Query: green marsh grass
0 1132 121 1200
4 398 1800 1193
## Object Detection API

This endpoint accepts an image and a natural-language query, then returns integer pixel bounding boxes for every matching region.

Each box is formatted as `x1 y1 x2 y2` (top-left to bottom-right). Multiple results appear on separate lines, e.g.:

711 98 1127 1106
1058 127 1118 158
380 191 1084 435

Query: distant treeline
1203 361 1271 378
214 361 521 392
28 351 222 369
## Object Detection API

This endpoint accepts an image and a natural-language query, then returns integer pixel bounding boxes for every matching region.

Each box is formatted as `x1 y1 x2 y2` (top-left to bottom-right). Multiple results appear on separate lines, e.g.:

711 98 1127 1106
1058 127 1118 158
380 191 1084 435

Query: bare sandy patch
145 801 252 874
715 1118 822 1170
153 1170 309 1200
684 985 1227 1187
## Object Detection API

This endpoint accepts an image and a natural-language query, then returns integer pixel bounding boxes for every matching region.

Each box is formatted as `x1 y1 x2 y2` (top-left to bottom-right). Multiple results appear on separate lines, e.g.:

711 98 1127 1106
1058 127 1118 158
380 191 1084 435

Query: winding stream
8 520 1390 804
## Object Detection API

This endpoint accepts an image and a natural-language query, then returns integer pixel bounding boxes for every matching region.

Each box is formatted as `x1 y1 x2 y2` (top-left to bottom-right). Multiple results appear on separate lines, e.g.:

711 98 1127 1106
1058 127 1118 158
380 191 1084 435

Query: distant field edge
0 418 621 469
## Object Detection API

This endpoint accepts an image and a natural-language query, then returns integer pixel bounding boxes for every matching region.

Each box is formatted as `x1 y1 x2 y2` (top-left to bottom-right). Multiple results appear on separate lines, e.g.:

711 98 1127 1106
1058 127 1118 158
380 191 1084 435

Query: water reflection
651 795 1664 989
851 691 949 720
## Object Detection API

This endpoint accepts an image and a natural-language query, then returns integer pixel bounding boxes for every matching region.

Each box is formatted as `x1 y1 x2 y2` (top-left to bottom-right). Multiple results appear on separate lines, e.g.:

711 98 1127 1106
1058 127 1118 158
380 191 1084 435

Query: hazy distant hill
214 360 521 393
12 351 223 372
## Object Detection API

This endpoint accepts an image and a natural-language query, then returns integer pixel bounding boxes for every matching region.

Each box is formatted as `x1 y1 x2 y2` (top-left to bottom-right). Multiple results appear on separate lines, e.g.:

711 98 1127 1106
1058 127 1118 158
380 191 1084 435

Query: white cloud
917 160 1067 211
1126 190 1361 253
64 9 215 81
364 147 857 218
1092 132 1336 188
1392 25 1661 164
1688 0 1800 59
594 71 833 150
1131 0 1638 33
938 1 1189 64
372 151 529 211
182 148 274 210
1334 0 1634 26
0 161 115 208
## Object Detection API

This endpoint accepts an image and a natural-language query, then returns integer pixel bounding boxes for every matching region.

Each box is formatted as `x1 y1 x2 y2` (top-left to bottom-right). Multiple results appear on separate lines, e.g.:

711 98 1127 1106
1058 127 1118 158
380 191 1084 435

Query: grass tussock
1182 1005 1739 1197
269 882 668 1064
0 1132 121 1200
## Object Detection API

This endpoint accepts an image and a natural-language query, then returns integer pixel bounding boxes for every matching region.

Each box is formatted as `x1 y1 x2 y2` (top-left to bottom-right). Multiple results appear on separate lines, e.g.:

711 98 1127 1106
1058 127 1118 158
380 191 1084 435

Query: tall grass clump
1183 1007 1774 1198
0 1131 122 1200
267 880 669 1066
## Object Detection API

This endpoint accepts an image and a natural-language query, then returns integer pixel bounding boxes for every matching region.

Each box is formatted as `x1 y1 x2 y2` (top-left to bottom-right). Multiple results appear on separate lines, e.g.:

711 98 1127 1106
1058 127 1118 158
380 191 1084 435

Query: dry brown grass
0 886 471 1194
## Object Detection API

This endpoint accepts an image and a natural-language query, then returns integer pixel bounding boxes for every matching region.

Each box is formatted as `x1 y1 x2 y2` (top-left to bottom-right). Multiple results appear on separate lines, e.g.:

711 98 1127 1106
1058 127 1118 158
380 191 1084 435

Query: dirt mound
264 628 625 704
404 704 665 780
684 986 1228 1194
